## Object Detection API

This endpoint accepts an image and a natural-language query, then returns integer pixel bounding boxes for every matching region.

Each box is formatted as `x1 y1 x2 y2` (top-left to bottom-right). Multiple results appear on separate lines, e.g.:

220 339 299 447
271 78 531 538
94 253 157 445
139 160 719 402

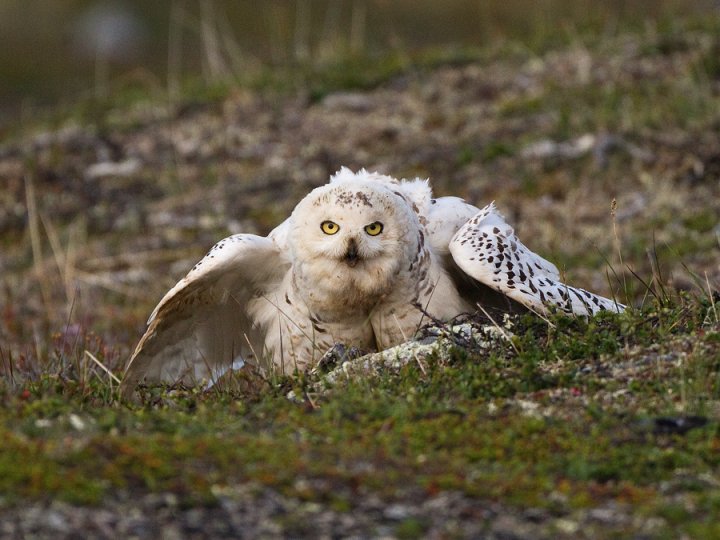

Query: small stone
554 518 580 534
85 158 141 179
384 503 411 520
68 414 86 431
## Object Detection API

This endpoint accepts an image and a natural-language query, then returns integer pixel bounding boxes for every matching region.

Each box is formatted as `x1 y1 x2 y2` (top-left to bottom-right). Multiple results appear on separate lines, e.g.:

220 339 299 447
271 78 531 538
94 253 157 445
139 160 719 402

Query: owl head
288 171 423 306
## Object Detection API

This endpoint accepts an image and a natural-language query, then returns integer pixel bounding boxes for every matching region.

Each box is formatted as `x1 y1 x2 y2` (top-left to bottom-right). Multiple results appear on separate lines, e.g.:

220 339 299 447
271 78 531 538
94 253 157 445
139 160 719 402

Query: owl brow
333 190 374 208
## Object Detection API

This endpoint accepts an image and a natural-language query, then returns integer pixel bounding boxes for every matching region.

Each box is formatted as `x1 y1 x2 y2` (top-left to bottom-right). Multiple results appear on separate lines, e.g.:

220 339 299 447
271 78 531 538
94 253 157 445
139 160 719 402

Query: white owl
120 168 624 397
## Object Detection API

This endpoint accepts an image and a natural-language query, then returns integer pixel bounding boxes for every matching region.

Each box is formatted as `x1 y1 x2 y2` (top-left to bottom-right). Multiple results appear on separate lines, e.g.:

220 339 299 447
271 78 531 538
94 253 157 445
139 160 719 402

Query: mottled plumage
121 168 623 397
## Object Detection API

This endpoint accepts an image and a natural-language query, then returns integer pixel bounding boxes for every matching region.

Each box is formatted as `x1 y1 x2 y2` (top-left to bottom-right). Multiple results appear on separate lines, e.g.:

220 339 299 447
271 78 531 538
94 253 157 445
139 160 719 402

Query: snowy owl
120 168 623 397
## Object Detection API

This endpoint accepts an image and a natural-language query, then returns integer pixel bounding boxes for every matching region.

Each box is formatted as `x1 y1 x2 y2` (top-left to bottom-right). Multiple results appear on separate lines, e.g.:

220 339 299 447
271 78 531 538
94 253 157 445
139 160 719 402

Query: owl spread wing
120 232 290 398
448 203 624 316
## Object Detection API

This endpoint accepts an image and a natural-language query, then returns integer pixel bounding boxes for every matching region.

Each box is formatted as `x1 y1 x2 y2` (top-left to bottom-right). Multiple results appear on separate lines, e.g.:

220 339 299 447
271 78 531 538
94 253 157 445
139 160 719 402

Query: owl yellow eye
364 222 384 236
320 220 340 235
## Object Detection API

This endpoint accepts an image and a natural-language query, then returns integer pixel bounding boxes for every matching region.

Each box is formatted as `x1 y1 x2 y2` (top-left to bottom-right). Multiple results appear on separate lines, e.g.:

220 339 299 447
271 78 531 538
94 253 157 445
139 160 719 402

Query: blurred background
2 0 717 132
1 0 719 360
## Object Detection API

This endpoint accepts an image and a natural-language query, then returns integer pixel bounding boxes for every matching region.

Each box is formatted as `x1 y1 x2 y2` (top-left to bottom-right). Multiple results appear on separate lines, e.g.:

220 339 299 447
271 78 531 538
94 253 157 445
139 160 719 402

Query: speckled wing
449 203 624 316
120 232 290 398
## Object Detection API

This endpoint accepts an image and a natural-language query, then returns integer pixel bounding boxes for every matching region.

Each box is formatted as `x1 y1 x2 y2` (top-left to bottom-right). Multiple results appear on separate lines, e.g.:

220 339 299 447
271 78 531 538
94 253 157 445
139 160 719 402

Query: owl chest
251 281 377 372
270 308 376 372
292 260 393 317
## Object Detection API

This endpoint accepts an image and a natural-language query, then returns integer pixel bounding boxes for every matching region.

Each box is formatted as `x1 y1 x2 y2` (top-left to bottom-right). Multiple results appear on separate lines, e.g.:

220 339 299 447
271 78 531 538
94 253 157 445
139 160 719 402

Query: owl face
289 180 421 304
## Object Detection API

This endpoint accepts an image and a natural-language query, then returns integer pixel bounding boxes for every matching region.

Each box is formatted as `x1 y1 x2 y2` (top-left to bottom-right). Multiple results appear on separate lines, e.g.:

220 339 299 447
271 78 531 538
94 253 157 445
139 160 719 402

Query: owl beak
344 238 360 267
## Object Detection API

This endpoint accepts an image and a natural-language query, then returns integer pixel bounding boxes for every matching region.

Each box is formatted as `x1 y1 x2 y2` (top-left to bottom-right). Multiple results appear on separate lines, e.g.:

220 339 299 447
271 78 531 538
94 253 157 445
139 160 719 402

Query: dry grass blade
167 0 184 100
475 303 519 354
0 348 17 388
392 312 427 376
610 197 632 304
705 272 719 324
84 351 122 386
24 174 53 312
626 265 660 307
38 211 83 309
647 233 669 304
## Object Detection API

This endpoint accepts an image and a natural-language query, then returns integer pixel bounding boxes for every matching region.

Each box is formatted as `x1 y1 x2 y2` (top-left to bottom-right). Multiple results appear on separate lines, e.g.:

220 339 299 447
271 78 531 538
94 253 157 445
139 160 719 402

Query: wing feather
120 234 289 398
425 196 479 255
449 203 624 316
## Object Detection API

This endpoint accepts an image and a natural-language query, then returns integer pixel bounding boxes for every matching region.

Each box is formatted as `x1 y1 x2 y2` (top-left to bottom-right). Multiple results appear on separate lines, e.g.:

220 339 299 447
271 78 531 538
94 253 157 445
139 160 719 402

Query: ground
1 17 720 538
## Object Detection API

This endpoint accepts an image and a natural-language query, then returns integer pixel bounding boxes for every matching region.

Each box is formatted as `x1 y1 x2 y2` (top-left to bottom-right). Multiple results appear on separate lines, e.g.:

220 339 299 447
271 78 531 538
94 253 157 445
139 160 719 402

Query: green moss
482 140 516 162
498 95 544 117
395 517 429 538
683 211 718 234
0 299 718 538
306 54 410 103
